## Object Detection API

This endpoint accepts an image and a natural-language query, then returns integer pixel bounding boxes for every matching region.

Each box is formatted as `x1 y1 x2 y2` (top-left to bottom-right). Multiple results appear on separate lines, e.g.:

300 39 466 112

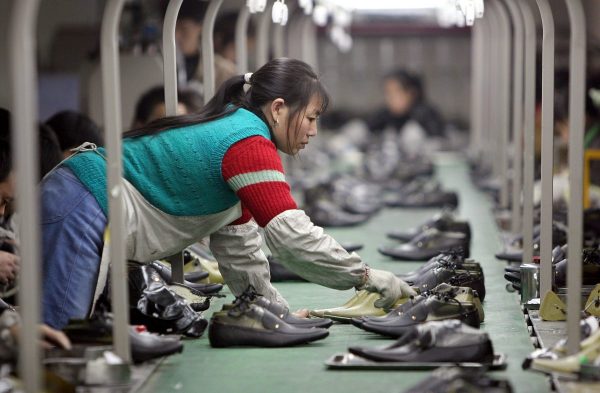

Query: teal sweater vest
63 108 272 216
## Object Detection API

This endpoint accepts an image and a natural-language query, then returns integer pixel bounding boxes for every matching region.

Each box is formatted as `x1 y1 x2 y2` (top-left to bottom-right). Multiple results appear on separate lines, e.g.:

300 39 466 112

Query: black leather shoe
128 265 208 338
378 229 470 261
63 311 184 363
349 320 494 363
403 367 513 393
209 303 329 348
386 190 459 209
130 327 183 364
359 291 480 338
224 287 333 329
387 212 471 242
405 265 486 301
397 252 480 283
352 283 483 329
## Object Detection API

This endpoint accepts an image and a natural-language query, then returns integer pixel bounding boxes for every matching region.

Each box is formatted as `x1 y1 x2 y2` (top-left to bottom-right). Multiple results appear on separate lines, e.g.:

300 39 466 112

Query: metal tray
325 352 508 371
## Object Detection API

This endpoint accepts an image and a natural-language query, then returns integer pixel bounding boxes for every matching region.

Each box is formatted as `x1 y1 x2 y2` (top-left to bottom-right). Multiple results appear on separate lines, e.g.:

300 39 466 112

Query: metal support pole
503 0 525 234
163 0 183 116
480 12 493 172
487 2 501 178
202 0 224 101
9 0 41 390
565 0 586 355
494 0 512 210
256 0 273 67
235 5 251 73
101 0 131 363
535 0 555 302
516 0 536 270
301 16 318 71
469 19 484 157
273 24 285 58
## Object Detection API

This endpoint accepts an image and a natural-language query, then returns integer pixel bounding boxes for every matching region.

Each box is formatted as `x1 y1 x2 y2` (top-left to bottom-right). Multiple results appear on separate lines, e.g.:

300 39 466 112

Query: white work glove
362 268 417 309
209 220 289 308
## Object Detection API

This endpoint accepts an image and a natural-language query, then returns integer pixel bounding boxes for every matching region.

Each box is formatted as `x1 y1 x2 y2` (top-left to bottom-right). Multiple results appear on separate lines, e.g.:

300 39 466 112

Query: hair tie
244 72 253 85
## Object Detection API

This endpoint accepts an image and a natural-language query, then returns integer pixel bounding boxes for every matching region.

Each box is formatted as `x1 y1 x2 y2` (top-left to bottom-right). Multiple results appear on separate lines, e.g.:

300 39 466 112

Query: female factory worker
41 58 415 329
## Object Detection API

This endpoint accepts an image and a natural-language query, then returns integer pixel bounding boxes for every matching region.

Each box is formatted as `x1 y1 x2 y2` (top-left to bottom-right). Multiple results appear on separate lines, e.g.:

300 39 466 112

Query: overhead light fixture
313 4 329 26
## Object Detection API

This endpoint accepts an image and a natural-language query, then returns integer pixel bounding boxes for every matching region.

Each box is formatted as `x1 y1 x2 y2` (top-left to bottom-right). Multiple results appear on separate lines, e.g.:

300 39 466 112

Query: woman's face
270 95 322 155
384 78 414 115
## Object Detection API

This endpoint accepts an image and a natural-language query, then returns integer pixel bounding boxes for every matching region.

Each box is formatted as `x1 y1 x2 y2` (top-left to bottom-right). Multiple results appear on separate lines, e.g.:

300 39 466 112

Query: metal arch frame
469 16 485 158
256 0 274 67
485 2 501 177
515 0 536 277
479 9 493 172
101 0 131 363
236 5 251 74
301 15 318 71
163 0 184 116
9 0 42 390
534 0 556 303
492 0 512 210
565 0 586 355
502 0 525 234
202 0 224 101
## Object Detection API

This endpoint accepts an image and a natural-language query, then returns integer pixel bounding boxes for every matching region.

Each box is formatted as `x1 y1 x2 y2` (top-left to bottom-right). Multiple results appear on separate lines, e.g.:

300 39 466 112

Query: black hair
0 139 11 184
384 69 424 104
38 124 62 178
178 87 204 112
132 85 204 126
45 110 103 151
177 0 208 24
124 58 330 154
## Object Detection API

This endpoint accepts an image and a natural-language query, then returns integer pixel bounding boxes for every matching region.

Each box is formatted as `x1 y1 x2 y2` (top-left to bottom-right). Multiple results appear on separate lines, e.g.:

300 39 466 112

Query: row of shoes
383 177 459 210
351 283 483 338
208 286 333 347
504 245 600 293
349 319 494 364
310 251 485 322
302 175 382 227
378 211 471 260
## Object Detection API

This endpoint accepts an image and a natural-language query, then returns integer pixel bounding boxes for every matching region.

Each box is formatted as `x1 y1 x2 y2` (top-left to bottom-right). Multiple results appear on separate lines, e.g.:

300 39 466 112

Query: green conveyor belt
137 156 551 393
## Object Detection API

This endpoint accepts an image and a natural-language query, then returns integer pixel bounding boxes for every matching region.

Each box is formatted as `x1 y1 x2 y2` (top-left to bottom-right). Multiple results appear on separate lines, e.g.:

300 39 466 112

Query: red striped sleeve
222 136 297 227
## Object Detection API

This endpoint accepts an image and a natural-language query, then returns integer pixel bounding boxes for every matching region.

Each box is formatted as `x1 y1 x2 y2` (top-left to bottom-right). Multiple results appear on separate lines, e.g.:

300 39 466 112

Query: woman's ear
270 98 286 122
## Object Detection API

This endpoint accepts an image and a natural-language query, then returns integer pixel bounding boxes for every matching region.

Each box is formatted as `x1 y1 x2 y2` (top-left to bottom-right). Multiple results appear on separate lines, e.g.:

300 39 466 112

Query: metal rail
163 0 183 116
503 0 525 233
516 0 536 277
535 0 556 303
256 0 273 67
565 0 586 355
202 0 224 100
101 0 131 363
493 0 512 210
9 0 42 390
235 5 251 73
